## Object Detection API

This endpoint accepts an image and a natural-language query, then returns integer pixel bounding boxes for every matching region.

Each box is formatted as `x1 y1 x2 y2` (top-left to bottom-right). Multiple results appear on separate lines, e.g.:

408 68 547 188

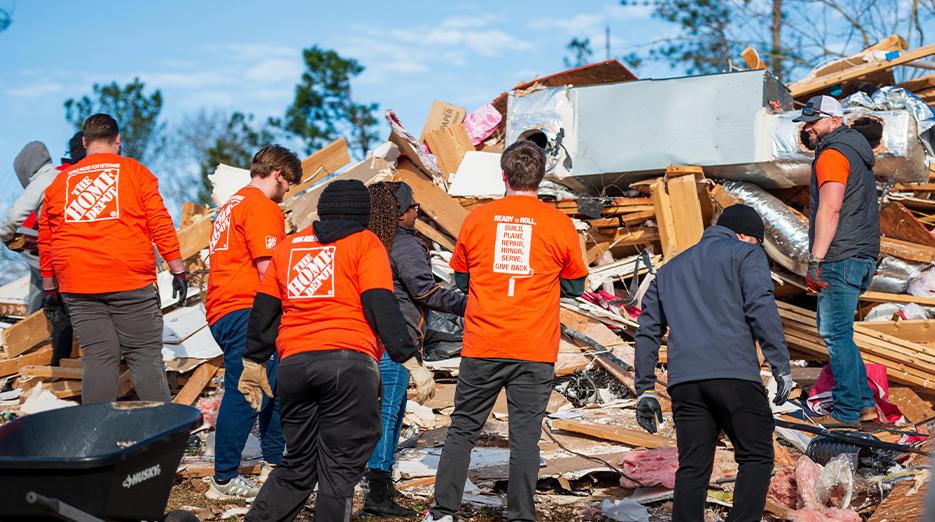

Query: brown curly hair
368 182 399 251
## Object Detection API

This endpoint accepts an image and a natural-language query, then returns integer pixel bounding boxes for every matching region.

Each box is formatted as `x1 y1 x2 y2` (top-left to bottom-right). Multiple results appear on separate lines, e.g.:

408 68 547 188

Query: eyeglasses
799 106 834 118
408 203 420 212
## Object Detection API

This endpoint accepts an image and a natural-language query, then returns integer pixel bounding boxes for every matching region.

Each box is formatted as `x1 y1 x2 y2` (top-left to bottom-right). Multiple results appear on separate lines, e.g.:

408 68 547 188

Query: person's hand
42 288 65 324
805 257 827 292
636 392 664 434
773 371 795 406
402 357 436 405
238 359 273 412
171 271 189 307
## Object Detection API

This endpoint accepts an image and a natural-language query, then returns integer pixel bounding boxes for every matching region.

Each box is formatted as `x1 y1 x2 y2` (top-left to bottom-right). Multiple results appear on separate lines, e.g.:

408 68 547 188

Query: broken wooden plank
859 291 935 307
176 215 213 262
880 236 935 264
395 158 468 239
651 166 705 260
48 379 82 399
282 138 351 201
20 365 83 380
866 478 927 522
887 387 935 425
857 319 935 345
550 418 675 449
177 462 262 478
172 356 222 405
414 220 456 252
740 47 766 70
0 344 52 378
2 310 50 358
880 201 935 246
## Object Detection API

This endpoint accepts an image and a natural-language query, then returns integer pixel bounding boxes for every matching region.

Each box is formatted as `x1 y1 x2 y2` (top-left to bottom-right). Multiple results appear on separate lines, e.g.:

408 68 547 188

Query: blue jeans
816 257 877 423
367 352 410 472
210 308 284 481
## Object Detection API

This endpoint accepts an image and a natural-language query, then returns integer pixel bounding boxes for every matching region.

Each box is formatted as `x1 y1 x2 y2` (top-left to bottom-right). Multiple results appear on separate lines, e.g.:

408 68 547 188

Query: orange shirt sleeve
256 253 281 299
560 218 589 279
357 232 394 293
244 202 285 260
816 149 849 187
138 163 182 262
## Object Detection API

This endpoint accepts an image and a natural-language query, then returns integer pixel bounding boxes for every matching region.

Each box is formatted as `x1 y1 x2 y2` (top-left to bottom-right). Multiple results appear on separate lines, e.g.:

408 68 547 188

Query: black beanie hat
317 179 371 227
66 132 87 164
716 204 765 243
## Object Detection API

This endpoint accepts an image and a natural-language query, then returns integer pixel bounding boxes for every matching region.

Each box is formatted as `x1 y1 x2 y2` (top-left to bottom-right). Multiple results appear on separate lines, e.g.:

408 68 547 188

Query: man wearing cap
363 181 467 518
239 179 437 522
794 95 880 424
634 205 793 522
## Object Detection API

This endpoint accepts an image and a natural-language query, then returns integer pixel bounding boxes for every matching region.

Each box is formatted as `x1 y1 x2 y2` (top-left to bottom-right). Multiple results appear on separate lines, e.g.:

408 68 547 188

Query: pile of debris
2 33 935 521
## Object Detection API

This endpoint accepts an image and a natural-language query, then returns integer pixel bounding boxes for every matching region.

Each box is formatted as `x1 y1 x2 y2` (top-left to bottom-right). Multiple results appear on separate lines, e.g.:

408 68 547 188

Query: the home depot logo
209 195 245 253
122 463 161 489
287 246 336 299
64 164 120 222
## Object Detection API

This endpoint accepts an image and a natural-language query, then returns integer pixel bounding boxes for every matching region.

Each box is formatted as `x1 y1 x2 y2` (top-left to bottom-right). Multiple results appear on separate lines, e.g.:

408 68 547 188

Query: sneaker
207 475 260 500
422 515 454 522
258 462 277 483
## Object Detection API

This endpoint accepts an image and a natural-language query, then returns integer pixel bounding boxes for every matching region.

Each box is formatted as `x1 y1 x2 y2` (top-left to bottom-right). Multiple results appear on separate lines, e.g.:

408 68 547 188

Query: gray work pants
62 285 170 404
430 358 553 522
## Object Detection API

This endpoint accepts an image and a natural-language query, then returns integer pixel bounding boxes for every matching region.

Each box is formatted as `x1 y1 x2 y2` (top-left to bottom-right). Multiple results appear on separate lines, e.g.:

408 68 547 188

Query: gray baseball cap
793 95 844 123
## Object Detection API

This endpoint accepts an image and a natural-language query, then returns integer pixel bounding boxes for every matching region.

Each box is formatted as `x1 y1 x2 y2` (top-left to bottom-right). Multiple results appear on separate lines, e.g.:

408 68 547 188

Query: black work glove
42 289 66 325
171 271 189 307
773 371 795 406
636 392 664 434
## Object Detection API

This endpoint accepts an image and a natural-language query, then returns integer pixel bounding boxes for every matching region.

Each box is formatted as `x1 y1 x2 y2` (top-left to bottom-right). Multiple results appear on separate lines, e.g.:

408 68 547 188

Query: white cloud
530 4 653 34
5 81 64 98
244 57 304 83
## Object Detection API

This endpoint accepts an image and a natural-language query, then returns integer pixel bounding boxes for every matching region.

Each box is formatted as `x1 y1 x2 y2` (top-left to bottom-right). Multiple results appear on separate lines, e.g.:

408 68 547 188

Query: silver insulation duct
721 181 810 275
867 256 926 294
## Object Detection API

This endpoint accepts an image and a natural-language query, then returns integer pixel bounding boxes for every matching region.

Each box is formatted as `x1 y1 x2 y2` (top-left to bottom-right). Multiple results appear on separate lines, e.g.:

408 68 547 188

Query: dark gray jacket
635 226 791 395
808 125 880 262
390 226 467 346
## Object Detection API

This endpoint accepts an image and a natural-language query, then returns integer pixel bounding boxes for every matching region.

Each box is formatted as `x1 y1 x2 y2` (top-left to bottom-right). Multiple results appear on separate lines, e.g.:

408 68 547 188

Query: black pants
670 379 774 522
430 358 553 522
246 350 381 522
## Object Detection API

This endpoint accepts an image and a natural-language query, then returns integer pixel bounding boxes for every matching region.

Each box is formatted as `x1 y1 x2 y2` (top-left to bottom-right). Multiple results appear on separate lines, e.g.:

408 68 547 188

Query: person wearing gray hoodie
2 141 61 312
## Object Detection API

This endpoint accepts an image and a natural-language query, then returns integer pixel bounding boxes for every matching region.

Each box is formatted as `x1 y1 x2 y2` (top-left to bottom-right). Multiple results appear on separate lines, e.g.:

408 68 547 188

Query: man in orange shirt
238 180 436 522
426 140 589 522
205 145 301 500
38 113 185 403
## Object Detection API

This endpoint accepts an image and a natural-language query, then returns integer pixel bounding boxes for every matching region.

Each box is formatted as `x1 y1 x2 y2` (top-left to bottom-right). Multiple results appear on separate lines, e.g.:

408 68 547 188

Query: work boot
362 469 414 518
206 475 259 500
860 406 882 423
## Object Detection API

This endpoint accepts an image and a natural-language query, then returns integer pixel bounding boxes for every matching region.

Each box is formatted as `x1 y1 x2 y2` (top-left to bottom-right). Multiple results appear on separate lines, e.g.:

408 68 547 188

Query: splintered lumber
176 215 213 262
866 479 927 522
879 201 935 246
859 291 935 307
172 356 222 405
178 462 262 478
282 138 351 201
857 320 935 345
740 47 766 70
48 380 82 399
880 237 935 264
414 220 456 252
651 166 705 259
19 365 82 380
423 125 474 178
2 310 50 358
887 387 935 425
0 344 52 377
395 158 468 239
550 418 675 449
789 42 935 98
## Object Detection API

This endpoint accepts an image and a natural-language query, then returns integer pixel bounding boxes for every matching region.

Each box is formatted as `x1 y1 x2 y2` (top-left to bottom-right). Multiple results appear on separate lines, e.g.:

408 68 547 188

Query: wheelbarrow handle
26 491 107 522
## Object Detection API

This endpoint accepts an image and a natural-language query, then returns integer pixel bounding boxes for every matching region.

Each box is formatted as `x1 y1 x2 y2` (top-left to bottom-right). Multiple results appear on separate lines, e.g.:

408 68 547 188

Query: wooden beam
282 138 351 201
857 320 935 344
788 42 935 98
2 311 50 358
177 462 262 479
860 291 935 307
172 356 222 405
20 365 83 380
887 386 935 425
880 237 935 264
48 380 82 399
414 220 456 252
395 158 468 240
550 418 675 449
175 215 213 262
651 167 705 260
0 344 52 378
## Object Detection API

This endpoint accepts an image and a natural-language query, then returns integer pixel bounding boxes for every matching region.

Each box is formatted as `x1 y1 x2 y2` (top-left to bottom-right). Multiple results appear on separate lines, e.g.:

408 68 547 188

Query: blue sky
0 0 681 208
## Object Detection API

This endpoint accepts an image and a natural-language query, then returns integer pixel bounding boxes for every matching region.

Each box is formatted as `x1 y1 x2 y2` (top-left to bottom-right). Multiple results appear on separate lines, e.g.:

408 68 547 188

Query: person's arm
244 292 282 363
255 257 272 279
359 233 419 363
560 218 589 298
738 246 791 376
245 203 285 281
811 149 849 259
1 165 56 243
394 240 466 316
38 184 57 289
454 272 469 293
138 166 182 264
634 279 666 395
560 276 586 297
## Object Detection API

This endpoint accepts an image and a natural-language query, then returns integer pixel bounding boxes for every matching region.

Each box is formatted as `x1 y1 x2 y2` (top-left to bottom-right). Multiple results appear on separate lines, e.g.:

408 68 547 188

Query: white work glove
402 357 436 405
238 359 273 412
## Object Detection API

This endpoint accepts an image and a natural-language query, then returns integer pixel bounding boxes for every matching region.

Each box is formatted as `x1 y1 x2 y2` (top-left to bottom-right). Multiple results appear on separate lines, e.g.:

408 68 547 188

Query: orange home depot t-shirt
38 153 181 294
206 186 286 325
816 148 850 187
256 227 394 361
450 195 589 363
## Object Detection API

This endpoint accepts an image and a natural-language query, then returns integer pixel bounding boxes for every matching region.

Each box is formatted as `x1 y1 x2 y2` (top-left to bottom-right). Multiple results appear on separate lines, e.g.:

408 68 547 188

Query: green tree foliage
64 78 164 163
564 37 595 68
0 7 11 32
282 45 379 158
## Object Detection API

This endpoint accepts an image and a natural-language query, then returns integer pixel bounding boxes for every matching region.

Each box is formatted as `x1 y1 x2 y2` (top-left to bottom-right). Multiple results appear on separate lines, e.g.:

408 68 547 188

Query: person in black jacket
634 204 793 522
363 181 467 517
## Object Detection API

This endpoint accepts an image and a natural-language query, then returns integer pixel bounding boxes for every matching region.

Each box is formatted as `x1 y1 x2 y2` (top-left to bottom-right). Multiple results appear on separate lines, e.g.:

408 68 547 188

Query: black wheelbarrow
0 401 202 521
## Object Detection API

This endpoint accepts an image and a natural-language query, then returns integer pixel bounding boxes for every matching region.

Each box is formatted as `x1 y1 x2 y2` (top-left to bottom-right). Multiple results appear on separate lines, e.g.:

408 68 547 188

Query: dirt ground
165 478 679 521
